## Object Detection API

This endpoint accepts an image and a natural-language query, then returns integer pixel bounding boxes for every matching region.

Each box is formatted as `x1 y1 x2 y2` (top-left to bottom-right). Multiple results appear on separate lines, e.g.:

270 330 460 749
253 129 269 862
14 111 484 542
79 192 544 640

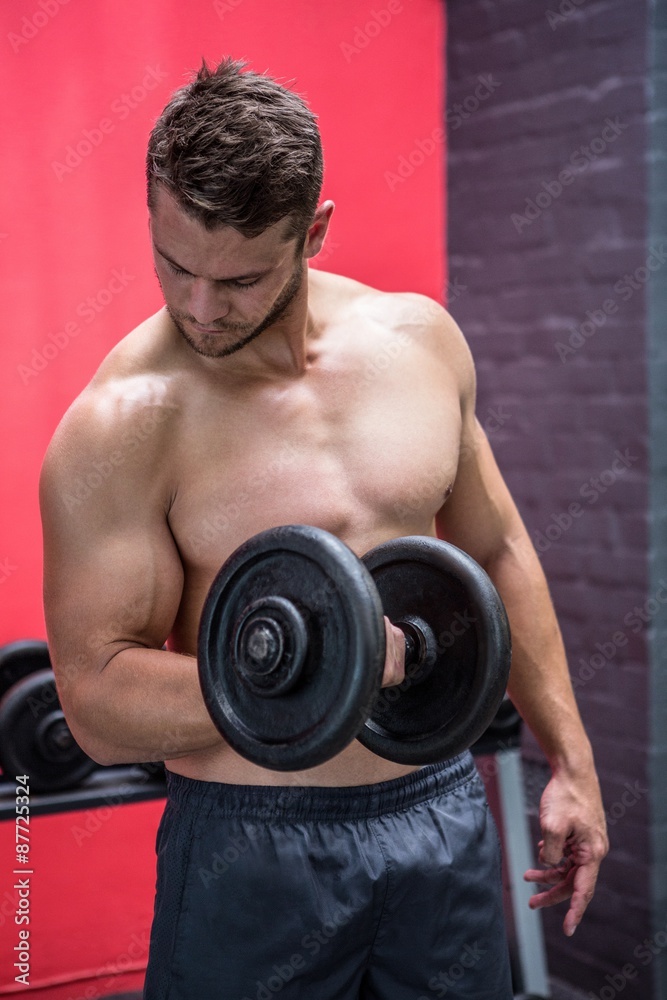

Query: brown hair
146 57 323 244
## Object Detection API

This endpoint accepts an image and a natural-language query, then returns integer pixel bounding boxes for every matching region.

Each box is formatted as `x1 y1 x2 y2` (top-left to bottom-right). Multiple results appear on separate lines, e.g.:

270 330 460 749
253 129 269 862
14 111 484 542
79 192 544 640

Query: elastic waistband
164 752 476 822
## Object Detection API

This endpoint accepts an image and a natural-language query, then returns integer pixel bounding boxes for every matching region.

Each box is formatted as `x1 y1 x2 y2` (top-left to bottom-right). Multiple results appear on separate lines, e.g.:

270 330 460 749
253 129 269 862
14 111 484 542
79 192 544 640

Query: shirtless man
40 58 608 999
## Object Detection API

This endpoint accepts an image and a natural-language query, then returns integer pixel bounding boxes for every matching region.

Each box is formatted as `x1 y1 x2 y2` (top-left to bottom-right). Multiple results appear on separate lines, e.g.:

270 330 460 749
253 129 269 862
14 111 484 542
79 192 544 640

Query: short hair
146 56 323 243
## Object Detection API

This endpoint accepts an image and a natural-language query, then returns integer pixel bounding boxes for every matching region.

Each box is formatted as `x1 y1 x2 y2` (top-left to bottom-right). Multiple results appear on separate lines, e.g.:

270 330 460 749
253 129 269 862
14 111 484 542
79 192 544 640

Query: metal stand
496 747 550 998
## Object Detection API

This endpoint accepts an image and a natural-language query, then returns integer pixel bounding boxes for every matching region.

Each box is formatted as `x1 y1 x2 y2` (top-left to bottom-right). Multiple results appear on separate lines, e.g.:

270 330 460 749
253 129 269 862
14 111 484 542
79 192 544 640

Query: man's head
146 56 324 246
146 57 330 361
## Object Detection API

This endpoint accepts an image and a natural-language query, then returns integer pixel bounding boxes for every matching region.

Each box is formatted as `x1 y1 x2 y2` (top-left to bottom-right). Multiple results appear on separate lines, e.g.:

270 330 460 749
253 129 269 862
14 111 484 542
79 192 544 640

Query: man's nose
188 278 231 326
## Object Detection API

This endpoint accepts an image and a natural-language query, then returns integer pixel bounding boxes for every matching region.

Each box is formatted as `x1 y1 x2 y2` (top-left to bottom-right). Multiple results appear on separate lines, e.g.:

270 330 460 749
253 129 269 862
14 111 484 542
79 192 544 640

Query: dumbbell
0 640 96 792
198 525 511 771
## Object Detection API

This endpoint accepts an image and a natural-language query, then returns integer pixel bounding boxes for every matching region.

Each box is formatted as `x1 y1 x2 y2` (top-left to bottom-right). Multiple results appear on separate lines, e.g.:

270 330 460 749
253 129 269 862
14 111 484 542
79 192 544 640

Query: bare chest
169 360 461 579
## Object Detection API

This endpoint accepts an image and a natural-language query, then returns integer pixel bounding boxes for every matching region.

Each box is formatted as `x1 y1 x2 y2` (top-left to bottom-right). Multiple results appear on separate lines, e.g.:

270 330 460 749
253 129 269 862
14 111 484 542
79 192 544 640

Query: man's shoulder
313 271 474 401
88 306 172 383
344 276 470 361
42 309 178 485
312 268 456 334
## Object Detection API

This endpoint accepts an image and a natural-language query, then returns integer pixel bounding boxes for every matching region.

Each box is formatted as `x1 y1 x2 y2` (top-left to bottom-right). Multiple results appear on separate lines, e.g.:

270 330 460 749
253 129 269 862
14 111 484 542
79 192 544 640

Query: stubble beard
166 258 305 360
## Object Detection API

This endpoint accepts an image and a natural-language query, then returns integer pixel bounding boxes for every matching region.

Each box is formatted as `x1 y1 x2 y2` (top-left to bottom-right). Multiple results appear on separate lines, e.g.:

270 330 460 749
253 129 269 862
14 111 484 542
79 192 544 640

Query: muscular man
40 58 607 998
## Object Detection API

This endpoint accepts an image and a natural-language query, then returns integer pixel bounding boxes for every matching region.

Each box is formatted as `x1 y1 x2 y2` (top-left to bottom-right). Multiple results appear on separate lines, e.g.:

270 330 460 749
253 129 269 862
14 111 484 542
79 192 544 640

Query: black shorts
143 752 512 999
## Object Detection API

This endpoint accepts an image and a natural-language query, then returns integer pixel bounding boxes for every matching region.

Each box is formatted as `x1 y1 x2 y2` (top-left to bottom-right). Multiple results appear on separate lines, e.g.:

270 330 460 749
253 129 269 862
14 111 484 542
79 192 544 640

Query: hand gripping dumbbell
198 525 511 771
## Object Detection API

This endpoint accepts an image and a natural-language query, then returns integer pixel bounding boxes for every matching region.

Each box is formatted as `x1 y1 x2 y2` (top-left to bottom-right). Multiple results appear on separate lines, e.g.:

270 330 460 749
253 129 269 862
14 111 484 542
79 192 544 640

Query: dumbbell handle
402 627 419 667
393 617 436 680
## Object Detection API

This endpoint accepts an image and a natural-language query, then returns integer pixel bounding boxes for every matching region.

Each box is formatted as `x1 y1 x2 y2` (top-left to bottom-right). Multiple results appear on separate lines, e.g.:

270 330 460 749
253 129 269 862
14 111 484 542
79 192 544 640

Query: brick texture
445 0 655 996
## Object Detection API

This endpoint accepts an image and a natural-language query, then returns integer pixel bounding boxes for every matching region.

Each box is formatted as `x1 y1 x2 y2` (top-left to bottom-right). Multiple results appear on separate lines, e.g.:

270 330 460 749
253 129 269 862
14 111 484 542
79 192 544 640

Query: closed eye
227 278 260 289
168 262 189 277
166 260 260 289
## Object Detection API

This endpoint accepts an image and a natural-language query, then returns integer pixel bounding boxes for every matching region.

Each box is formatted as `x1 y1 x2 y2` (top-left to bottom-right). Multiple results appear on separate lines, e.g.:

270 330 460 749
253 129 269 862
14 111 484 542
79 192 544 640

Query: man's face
149 185 305 359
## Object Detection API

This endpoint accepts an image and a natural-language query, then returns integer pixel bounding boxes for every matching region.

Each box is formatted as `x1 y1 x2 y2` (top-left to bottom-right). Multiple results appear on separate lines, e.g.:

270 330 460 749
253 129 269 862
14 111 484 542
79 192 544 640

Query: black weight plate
471 695 522 756
357 537 511 764
480 694 521 738
198 525 385 771
0 669 96 792
0 640 51 701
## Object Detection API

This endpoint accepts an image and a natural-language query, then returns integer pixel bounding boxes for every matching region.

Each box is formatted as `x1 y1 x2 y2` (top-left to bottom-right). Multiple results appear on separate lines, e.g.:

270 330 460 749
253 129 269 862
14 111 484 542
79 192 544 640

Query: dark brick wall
445 1 661 996
648 1 667 998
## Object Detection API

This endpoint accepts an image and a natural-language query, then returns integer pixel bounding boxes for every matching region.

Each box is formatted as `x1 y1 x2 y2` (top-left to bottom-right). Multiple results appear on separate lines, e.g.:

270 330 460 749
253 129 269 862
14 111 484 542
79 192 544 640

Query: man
40 58 608 998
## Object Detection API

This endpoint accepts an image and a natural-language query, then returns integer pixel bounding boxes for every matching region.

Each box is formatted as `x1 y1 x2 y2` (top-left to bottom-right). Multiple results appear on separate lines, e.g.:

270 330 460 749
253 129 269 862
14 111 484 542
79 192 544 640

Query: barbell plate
0 639 51 702
357 536 511 764
0 669 96 792
198 524 385 771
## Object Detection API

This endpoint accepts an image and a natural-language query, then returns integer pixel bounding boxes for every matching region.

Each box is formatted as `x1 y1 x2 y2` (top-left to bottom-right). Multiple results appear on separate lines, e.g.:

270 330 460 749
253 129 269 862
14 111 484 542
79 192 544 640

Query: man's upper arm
39 395 184 709
431 309 527 569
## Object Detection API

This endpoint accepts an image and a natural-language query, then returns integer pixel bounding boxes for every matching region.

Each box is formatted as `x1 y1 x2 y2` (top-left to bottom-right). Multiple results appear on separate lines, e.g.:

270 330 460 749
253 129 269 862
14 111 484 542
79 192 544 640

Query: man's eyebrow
154 244 269 281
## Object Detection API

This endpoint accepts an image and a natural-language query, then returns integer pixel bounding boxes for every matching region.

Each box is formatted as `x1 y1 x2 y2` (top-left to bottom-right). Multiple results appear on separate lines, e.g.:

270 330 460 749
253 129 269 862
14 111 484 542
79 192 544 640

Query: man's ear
303 200 335 259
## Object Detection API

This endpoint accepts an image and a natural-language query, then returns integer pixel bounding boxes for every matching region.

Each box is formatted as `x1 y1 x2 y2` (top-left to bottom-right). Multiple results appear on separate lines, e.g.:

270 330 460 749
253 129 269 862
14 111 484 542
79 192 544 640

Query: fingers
524 856 599 937
528 882 573 910
539 826 569 866
530 770 608 937
525 862 576 923
562 861 599 937
524 865 566 886
380 617 406 688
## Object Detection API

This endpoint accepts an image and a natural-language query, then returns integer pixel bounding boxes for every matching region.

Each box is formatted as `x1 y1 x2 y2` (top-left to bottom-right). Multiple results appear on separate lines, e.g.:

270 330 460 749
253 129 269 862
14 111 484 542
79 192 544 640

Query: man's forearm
484 535 594 774
65 646 223 765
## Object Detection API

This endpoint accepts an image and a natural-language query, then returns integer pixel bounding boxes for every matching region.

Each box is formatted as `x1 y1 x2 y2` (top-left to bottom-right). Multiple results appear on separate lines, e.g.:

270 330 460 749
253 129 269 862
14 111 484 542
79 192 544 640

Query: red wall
0 0 447 646
0 1 446 993
0 799 165 997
